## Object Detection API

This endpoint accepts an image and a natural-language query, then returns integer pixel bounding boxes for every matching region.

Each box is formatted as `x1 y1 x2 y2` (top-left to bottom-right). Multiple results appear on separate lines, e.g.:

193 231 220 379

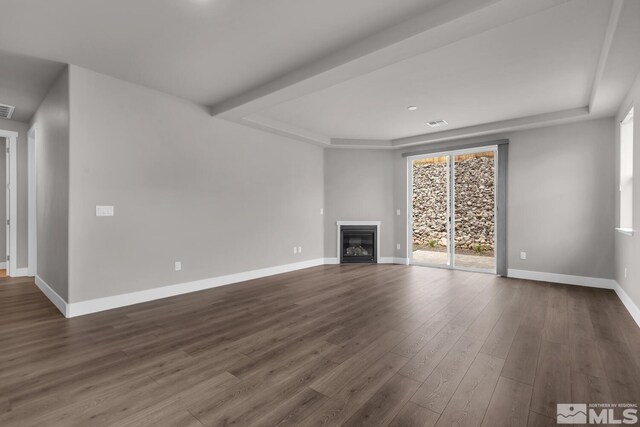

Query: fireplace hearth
340 225 377 263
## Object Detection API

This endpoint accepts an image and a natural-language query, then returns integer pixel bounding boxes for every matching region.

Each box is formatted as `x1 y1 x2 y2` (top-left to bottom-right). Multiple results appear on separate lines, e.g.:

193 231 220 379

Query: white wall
324 148 395 259
392 118 615 280
30 68 70 300
0 117 30 269
66 66 324 303
615 72 640 310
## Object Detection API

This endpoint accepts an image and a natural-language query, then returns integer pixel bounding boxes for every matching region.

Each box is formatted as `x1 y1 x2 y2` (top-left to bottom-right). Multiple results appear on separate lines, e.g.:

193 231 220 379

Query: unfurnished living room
0 0 639 426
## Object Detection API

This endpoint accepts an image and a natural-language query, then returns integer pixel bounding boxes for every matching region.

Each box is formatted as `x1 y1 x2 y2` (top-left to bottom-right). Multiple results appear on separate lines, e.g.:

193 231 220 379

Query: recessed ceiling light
427 119 448 128
407 106 418 111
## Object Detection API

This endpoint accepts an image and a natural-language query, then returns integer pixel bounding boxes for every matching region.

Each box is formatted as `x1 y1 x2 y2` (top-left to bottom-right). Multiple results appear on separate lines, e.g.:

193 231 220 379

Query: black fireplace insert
340 225 377 263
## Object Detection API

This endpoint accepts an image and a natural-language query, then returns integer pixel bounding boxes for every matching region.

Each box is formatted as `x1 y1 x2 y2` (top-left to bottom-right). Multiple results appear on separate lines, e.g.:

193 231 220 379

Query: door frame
0 128 18 276
28 125 37 277
407 145 498 274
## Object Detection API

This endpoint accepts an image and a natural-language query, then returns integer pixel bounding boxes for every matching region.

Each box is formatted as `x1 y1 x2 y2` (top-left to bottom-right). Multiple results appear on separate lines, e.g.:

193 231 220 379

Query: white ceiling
0 0 638 144
0 50 65 122
258 0 610 140
0 0 446 107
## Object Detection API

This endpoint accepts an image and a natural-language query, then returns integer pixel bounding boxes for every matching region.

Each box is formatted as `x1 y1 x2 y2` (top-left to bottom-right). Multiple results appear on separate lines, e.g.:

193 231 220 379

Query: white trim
393 257 410 265
615 228 634 236
507 269 616 289
336 221 382 226
35 275 68 317
4 137 8 275
28 125 36 277
614 282 640 328
324 257 340 265
336 221 382 264
64 258 325 317
9 136 16 275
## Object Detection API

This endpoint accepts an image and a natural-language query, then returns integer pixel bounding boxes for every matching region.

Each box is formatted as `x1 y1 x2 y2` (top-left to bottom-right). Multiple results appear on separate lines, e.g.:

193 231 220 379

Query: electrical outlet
396 243 401 250
520 252 527 260
396 209 401 216
298 246 302 253
293 247 297 254
174 261 182 271
320 208 324 215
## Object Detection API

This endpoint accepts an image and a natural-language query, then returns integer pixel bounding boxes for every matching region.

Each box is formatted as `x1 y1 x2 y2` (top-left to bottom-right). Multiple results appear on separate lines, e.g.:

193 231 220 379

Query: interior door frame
407 145 498 274
0 128 18 277
28 125 37 277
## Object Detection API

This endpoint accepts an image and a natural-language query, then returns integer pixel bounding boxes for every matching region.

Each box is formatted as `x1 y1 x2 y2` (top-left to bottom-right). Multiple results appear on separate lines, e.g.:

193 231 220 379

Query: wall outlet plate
320 208 324 215
298 246 302 253
396 243 401 250
520 252 527 260
96 205 114 216
174 261 182 271
396 209 401 216
293 247 297 254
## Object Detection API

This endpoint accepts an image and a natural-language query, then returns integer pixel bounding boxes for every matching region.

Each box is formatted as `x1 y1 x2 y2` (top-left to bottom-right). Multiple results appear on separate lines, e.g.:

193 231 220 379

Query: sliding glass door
410 147 497 273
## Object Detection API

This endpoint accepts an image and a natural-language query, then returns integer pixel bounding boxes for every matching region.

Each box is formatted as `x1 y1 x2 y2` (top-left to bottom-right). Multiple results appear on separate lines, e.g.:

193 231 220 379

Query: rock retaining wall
412 155 495 252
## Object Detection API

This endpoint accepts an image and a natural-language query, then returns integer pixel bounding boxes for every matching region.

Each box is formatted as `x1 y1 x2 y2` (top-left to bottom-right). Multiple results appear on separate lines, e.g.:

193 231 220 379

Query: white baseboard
35 275 69 317
507 269 616 289
36 258 638 328
10 268 30 278
614 282 640 328
65 258 326 318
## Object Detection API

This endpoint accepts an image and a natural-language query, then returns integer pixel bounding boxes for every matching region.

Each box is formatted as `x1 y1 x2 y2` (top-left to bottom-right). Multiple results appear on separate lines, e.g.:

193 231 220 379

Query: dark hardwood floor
0 265 639 426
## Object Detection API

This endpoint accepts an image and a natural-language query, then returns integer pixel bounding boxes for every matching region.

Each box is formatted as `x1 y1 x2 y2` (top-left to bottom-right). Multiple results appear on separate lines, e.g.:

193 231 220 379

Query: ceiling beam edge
588 0 624 113
209 0 503 118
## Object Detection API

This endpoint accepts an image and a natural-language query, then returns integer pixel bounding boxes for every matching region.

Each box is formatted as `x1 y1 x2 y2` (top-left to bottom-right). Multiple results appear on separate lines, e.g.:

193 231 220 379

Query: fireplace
340 225 377 263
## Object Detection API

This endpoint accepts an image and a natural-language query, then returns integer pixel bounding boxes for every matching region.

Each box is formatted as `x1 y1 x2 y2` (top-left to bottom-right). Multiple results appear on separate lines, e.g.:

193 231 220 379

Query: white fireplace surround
336 221 382 264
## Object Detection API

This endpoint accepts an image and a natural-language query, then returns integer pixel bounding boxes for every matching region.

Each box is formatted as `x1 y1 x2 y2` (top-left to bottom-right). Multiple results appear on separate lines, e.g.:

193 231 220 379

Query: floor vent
0 104 15 120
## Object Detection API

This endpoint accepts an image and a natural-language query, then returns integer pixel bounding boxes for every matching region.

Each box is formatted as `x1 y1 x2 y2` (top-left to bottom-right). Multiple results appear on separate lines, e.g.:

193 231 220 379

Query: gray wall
31 68 70 300
615 73 640 309
324 148 395 259
67 66 324 303
0 117 30 269
505 119 614 278
392 118 615 280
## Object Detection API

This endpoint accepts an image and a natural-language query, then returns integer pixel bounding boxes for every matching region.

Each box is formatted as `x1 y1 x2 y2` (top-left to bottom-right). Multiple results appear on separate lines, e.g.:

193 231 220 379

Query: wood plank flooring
0 265 639 426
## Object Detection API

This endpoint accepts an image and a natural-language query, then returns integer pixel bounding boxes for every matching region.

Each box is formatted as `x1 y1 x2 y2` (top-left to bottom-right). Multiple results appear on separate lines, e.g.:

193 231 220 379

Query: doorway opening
0 128 19 278
1 136 6 277
409 147 497 273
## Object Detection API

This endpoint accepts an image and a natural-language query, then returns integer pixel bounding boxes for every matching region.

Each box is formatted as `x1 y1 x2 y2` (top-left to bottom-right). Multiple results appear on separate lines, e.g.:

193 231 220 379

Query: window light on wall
619 107 634 235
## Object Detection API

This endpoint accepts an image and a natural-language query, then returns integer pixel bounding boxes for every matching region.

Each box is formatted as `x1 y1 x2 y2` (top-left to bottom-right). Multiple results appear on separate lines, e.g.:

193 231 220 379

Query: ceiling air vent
0 104 15 119
427 119 448 128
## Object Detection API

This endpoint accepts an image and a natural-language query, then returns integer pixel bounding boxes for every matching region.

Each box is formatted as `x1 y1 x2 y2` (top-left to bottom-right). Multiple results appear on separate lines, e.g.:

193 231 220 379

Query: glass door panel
453 151 496 271
411 155 450 266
